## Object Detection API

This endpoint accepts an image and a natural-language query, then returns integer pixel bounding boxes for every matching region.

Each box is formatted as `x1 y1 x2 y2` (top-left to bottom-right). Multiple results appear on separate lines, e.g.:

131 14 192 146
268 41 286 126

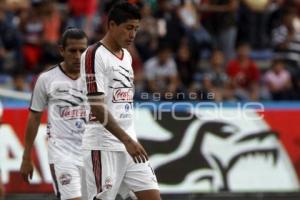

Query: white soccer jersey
80 42 137 151
30 65 88 166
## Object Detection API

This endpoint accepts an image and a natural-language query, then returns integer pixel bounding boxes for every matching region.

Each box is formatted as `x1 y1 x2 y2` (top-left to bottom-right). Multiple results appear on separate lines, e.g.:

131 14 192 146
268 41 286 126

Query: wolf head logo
136 109 299 192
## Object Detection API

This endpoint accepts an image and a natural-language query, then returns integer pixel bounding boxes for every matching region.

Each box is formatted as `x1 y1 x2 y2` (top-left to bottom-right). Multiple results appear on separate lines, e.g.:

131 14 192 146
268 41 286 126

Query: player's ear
108 20 116 29
58 45 64 57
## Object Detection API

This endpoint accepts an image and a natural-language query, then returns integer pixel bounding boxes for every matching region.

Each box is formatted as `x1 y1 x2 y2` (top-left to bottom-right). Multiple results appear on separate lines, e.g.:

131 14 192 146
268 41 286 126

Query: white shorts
50 163 87 200
83 150 159 200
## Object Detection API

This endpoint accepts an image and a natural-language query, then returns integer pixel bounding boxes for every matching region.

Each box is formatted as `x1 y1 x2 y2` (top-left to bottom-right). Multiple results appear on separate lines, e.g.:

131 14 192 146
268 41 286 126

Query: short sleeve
93 53 107 95
30 74 47 112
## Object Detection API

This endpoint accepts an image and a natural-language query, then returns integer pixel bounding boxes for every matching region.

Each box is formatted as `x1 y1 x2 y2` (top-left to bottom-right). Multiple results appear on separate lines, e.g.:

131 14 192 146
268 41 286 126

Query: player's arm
20 73 47 183
88 94 148 163
0 177 3 200
20 110 43 183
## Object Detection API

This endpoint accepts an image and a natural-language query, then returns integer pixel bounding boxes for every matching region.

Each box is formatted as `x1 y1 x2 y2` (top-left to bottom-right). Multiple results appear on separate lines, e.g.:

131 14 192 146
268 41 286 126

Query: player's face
112 19 140 48
60 38 88 73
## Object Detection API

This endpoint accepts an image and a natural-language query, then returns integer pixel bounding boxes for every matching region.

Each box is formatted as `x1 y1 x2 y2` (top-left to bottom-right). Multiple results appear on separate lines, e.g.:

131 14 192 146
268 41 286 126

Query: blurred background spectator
200 0 239 61
144 41 179 100
226 42 260 101
264 59 293 100
1 0 300 102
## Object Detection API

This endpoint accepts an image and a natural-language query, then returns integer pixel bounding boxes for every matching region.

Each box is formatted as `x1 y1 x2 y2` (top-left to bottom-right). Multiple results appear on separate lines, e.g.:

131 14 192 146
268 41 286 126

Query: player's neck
100 35 122 55
60 62 79 80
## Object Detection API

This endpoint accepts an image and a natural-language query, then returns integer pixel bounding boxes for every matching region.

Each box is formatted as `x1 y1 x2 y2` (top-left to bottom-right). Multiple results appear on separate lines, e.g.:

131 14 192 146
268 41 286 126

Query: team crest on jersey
112 88 134 103
125 103 131 112
59 173 72 185
75 120 83 129
104 176 113 190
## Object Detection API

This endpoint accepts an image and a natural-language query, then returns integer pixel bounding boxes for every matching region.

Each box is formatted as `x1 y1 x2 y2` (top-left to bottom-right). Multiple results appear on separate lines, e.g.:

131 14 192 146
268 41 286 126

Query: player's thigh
50 163 82 200
83 150 127 200
123 158 160 199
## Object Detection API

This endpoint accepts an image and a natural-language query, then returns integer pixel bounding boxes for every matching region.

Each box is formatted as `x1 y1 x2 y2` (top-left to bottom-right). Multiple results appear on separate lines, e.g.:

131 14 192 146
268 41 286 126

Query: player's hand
124 138 148 163
20 159 34 183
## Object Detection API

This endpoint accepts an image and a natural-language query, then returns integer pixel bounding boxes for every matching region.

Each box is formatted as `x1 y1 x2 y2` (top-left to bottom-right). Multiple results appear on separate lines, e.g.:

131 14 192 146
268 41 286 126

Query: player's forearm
0 183 3 200
90 104 132 143
23 112 42 160
0 190 3 200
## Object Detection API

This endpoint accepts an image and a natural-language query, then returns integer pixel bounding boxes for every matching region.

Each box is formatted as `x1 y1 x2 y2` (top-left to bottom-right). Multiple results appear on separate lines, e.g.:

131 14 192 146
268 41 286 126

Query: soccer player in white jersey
80 2 161 200
20 28 88 200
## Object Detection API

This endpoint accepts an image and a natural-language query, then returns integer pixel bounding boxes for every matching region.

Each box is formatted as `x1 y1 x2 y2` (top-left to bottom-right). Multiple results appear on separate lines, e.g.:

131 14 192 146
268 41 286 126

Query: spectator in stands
153 0 185 50
264 59 293 100
200 0 239 61
11 70 30 92
144 42 179 100
204 49 232 101
0 4 22 73
19 1 44 71
36 1 62 69
175 39 197 92
271 7 300 72
67 0 98 37
177 0 212 60
266 0 286 39
41 0 61 45
226 42 260 101
237 0 270 49
135 2 159 62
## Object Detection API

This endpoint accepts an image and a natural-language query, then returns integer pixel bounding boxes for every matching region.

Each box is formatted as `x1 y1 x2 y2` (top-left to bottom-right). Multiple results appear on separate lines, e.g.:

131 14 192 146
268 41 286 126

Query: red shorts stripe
91 150 102 193
49 164 61 199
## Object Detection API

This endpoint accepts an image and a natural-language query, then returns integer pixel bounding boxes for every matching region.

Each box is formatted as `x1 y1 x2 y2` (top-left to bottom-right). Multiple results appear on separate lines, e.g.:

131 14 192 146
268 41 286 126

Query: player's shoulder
85 42 103 55
37 64 60 81
83 42 104 63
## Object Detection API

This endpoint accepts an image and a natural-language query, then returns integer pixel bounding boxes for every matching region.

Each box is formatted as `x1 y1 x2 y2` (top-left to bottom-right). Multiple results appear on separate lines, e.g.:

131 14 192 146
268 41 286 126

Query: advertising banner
0 105 300 193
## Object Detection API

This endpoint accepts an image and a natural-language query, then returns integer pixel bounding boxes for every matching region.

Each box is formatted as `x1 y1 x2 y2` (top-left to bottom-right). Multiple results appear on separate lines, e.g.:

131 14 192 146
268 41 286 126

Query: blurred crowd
1 0 300 101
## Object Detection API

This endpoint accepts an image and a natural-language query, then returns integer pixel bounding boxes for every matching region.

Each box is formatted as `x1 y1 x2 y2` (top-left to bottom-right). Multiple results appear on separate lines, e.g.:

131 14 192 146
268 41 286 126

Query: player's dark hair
108 1 141 25
61 28 87 48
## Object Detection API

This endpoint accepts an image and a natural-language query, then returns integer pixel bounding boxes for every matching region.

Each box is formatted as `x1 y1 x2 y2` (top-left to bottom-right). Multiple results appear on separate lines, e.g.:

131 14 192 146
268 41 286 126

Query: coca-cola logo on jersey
112 88 134 103
59 105 87 119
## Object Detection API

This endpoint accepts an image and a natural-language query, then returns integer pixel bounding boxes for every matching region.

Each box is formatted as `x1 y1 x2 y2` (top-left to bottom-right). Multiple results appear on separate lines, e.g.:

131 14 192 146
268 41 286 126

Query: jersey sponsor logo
112 88 133 103
59 173 72 185
59 105 87 120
